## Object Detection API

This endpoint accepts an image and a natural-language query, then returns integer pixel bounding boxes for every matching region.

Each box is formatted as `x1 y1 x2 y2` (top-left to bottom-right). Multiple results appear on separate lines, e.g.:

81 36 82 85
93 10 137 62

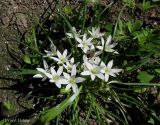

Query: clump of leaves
5 1 160 125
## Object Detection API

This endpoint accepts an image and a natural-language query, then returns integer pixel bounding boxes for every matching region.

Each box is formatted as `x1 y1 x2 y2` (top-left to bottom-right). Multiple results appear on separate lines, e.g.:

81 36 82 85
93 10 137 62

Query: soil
0 0 50 124
0 0 160 125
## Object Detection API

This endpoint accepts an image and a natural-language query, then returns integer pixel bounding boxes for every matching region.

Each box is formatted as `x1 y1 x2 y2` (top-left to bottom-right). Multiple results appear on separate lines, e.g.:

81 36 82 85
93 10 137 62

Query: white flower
47 66 68 88
86 0 100 4
51 49 70 64
88 27 104 39
81 62 104 80
89 56 101 65
97 35 118 54
33 67 51 81
33 60 50 81
76 34 93 53
83 55 101 66
66 27 81 39
43 44 57 58
63 57 79 73
63 65 85 94
100 60 122 82
42 60 49 71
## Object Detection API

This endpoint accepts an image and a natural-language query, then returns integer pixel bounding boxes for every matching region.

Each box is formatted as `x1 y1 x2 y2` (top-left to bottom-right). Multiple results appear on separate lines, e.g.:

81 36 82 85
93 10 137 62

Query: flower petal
57 50 62 58
96 46 103 50
71 65 76 76
76 37 82 43
85 62 93 70
57 66 63 75
107 60 113 69
76 77 85 83
104 74 109 82
36 68 47 74
81 71 90 76
51 67 56 75
91 74 95 80
112 69 122 73
66 84 72 91
70 57 74 63
83 34 87 41
33 74 43 78
87 37 93 43
55 82 61 88
63 49 67 57
97 73 104 80
107 35 112 44
42 77 47 81
50 57 59 62
63 72 71 79
58 79 68 84
43 60 48 69
45 73 52 79
101 37 105 46
72 84 78 94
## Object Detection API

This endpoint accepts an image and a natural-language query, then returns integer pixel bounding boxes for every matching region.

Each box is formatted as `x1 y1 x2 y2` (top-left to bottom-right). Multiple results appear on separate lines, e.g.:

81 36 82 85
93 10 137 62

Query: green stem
111 82 160 86
56 2 78 60
113 6 125 38
81 3 87 34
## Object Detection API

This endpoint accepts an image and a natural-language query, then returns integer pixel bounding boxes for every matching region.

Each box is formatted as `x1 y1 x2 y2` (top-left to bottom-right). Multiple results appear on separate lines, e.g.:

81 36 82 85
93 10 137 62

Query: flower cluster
33 27 122 94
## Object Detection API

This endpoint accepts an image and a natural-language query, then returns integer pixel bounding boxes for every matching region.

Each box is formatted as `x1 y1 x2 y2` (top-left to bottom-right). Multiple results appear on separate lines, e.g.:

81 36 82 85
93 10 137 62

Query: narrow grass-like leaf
11 69 38 76
39 86 82 124
113 6 125 38
127 57 150 73
111 82 160 86
110 90 129 125
0 120 11 125
23 55 31 64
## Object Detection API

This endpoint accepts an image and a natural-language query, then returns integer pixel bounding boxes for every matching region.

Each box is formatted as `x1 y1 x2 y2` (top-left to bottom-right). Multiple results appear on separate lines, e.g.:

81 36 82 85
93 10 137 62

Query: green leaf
63 5 72 15
140 42 160 55
127 57 150 73
141 0 154 11
2 100 15 111
155 69 160 74
133 87 146 93
128 20 143 33
133 20 143 31
118 20 125 35
148 117 155 124
39 87 82 124
104 23 113 33
127 21 132 33
137 71 154 83
123 0 136 8
23 55 31 64
11 69 38 76
0 120 11 125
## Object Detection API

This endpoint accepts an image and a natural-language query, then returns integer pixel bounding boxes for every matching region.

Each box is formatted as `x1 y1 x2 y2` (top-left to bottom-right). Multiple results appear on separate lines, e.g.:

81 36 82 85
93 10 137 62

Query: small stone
1 16 10 26
16 13 28 28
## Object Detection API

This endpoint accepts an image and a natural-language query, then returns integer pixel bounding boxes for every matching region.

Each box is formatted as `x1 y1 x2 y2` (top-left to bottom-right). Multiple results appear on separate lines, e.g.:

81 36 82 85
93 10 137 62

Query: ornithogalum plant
33 27 122 94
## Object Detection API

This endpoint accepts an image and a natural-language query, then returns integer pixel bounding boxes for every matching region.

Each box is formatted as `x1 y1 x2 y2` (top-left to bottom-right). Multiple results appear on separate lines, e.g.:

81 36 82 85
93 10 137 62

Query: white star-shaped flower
43 44 57 58
88 27 105 39
66 27 81 39
63 65 85 94
51 49 70 64
97 35 118 54
81 62 104 81
76 34 93 53
100 60 122 82
33 60 50 81
63 57 79 73
47 66 68 88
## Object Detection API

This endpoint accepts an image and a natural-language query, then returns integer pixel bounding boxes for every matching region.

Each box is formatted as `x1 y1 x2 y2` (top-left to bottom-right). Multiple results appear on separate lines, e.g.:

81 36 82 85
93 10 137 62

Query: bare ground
0 0 160 124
